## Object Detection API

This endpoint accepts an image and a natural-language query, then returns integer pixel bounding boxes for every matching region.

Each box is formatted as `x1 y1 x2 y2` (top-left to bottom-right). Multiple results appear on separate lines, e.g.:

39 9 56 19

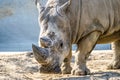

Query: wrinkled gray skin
33 0 120 75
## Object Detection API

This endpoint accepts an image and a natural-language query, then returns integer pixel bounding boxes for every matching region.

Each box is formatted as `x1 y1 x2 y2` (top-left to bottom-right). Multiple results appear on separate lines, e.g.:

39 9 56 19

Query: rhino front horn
32 44 49 64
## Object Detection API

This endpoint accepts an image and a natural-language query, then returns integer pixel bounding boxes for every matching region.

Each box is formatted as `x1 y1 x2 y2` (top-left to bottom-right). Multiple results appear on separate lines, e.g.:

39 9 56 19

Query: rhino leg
71 31 101 75
61 50 72 74
108 40 120 69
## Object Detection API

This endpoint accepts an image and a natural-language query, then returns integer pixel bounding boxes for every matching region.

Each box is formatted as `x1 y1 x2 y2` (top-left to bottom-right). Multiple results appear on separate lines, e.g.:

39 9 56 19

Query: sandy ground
0 50 120 80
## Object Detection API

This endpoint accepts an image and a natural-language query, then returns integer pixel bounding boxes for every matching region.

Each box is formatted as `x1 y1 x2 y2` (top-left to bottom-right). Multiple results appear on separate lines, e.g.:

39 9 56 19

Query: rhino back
81 0 120 34
69 0 120 43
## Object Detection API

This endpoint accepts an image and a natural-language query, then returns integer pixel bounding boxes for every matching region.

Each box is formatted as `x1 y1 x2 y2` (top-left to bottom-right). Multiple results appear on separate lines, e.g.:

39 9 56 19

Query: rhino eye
60 42 63 48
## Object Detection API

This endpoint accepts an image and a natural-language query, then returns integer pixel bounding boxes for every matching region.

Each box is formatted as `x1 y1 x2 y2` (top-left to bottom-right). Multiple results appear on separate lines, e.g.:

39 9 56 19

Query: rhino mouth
32 44 49 65
32 44 61 73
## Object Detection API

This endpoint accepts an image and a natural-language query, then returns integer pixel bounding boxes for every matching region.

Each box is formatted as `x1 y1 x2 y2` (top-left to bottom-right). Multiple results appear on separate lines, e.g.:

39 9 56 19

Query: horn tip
32 44 38 51
32 44 35 48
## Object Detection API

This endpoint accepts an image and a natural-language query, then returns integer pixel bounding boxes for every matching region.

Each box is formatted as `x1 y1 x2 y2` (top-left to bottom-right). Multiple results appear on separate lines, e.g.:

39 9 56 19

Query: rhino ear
35 0 45 13
59 0 71 12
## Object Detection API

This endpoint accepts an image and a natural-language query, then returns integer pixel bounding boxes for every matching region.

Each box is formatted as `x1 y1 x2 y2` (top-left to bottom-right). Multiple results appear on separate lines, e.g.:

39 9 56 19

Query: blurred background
0 0 111 52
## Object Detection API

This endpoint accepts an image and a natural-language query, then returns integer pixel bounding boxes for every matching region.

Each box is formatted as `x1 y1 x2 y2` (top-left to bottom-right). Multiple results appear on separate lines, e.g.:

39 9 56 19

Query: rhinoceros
32 0 120 75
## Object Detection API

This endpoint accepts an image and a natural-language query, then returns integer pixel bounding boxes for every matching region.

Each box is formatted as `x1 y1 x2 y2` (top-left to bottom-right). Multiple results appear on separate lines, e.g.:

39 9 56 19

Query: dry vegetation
0 50 120 80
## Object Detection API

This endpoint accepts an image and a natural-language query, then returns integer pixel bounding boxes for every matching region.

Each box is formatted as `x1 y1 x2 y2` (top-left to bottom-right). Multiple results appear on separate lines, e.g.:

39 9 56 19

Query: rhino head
32 0 71 72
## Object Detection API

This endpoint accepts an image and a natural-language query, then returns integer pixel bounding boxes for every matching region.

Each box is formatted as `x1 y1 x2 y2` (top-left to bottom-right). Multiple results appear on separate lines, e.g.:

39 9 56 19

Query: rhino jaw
32 44 49 65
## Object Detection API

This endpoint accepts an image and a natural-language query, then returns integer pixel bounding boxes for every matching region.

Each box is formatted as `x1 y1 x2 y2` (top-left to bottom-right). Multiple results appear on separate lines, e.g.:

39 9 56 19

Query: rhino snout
32 44 49 65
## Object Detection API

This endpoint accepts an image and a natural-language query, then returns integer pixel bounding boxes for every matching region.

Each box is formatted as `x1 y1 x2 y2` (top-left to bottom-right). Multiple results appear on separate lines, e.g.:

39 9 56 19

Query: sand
0 50 120 80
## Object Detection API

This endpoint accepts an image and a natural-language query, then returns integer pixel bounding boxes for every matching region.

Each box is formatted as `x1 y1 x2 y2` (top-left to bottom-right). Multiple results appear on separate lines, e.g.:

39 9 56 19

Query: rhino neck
67 0 83 44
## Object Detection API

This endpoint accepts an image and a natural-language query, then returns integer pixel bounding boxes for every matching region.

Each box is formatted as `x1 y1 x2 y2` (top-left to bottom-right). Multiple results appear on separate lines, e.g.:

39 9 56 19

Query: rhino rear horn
32 44 49 64
59 0 71 12
35 0 44 13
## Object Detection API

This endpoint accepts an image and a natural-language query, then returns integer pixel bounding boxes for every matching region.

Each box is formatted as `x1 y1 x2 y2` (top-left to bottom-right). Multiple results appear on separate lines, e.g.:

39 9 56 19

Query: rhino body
33 0 120 75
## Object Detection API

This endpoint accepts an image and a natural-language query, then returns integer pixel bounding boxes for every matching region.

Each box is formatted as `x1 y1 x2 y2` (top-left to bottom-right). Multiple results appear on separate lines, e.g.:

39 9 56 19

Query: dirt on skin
0 50 120 80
